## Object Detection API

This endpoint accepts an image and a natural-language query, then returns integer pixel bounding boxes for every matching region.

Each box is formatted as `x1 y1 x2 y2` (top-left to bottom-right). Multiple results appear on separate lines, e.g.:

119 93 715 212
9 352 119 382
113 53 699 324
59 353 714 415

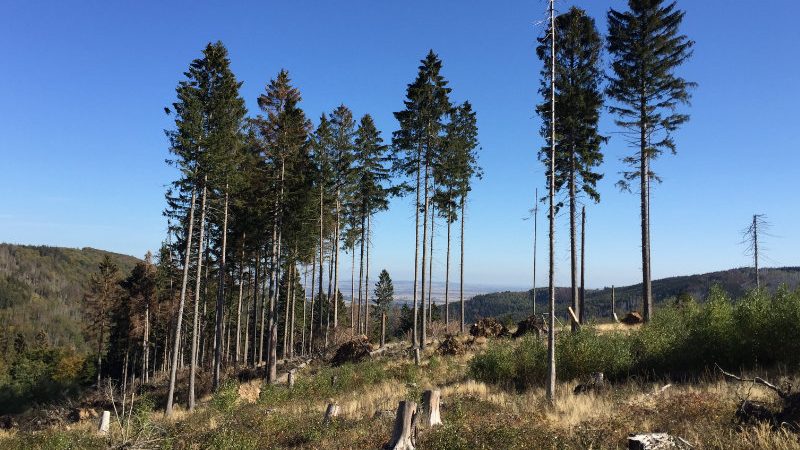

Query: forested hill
454 267 800 324
0 243 139 350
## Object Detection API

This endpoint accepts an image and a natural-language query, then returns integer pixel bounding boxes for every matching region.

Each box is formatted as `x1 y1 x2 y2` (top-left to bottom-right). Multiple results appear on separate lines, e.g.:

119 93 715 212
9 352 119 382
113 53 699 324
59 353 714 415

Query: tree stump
386 401 417 450
98 410 110 435
421 389 442 427
288 369 296 388
413 348 420 366
627 433 692 450
323 403 340 425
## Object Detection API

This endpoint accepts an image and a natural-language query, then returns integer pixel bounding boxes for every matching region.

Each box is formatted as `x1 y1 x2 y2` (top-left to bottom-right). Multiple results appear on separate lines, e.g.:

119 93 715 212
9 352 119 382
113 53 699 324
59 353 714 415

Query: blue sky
1 0 798 289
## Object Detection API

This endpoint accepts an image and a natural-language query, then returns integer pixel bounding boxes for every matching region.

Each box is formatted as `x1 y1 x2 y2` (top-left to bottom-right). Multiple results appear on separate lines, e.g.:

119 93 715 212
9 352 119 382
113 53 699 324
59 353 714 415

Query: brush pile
437 335 467 356
512 316 547 338
469 318 510 338
717 364 800 431
331 335 373 366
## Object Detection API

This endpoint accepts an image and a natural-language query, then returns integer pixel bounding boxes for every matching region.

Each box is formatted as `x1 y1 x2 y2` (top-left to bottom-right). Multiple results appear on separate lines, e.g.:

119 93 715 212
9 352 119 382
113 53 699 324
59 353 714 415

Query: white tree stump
323 403 340 425
628 433 692 450
98 410 110 435
386 401 417 450
421 390 442 427
288 369 296 388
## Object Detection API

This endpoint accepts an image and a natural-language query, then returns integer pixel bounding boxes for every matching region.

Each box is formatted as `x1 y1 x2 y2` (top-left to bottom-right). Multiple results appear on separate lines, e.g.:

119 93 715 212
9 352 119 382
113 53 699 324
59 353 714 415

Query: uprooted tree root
716 363 800 432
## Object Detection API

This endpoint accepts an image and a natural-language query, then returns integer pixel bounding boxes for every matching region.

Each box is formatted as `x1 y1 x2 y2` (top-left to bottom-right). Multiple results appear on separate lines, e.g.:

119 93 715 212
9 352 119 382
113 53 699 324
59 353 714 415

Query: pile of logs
469 318 510 338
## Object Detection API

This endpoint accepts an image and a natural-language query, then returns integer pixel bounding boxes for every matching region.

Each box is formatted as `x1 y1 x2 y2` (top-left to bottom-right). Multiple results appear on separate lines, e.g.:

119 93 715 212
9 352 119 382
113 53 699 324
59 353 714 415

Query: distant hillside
452 267 800 325
0 244 139 351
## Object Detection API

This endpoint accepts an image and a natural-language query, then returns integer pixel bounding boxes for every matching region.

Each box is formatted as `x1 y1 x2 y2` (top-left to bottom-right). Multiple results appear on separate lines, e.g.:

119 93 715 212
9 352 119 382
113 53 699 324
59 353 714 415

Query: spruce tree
537 7 605 329
607 0 695 322
392 50 451 349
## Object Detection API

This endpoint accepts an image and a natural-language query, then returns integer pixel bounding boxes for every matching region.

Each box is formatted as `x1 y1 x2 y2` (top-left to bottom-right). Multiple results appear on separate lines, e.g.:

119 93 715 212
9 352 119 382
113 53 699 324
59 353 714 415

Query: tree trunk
189 182 208 412
640 105 653 322
381 312 386 348
142 304 149 383
445 200 451 327
269 224 282 382
546 0 557 405
290 263 297 358
569 159 579 332
428 201 435 325
309 251 317 355
580 206 586 324
459 196 466 334
325 237 333 347
333 196 341 329
532 188 539 316
412 150 421 348
350 249 356 331
234 239 245 369
387 401 417 450
323 403 340 425
358 212 366 334
364 214 372 339
301 265 308 356
213 187 229 391
420 163 430 349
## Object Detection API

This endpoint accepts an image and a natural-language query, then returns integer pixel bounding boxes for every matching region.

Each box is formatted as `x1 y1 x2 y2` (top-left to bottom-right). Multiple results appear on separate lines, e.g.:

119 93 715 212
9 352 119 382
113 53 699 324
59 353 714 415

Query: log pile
469 318 510 338
512 316 547 338
437 335 466 356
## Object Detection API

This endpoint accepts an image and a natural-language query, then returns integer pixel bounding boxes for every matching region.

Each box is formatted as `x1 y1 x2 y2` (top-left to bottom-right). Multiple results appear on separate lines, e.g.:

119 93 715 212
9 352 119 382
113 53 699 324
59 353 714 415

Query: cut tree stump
288 369 296 388
413 348 420 366
627 433 692 450
323 403 340 425
421 390 442 427
386 401 417 450
98 410 110 435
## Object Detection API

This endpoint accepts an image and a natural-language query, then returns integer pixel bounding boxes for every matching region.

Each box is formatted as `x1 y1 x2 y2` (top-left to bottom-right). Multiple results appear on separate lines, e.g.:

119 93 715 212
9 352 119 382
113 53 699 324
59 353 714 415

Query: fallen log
627 433 692 449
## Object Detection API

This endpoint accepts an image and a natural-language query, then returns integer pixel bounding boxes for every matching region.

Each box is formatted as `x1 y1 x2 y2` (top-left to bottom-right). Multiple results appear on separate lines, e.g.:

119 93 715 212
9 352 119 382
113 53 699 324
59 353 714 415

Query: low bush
471 287 800 388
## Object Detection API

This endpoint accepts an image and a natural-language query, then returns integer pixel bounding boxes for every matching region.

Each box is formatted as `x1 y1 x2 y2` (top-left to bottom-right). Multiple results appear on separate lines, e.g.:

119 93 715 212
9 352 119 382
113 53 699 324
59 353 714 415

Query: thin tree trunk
189 182 208 412
580 206 586 324
364 214 371 339
460 196 466 334
333 196 341 329
546 0 557 405
290 262 297 358
445 195 451 327
142 304 149 383
533 188 538 316
421 163 430 349
213 187 229 391
428 201 435 324
284 260 293 359
569 160 579 332
412 150 421 348
301 265 308 356
309 251 317 355
357 212 366 334
317 182 324 346
234 239 245 369
640 100 652 322
269 219 282 383
350 249 355 331
325 236 333 346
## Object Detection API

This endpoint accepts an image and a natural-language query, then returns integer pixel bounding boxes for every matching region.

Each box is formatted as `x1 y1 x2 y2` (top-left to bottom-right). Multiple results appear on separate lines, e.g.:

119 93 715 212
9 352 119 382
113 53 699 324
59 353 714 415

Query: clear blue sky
1 0 798 289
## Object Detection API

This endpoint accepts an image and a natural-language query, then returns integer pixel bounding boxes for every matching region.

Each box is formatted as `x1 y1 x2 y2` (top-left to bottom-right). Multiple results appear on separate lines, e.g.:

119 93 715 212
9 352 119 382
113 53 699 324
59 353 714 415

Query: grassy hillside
0 244 139 351
453 267 800 324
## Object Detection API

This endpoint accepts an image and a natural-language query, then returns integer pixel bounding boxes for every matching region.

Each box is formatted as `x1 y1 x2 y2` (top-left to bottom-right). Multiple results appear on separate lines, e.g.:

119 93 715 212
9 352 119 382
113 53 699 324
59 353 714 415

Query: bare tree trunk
357 212 366 334
421 163 430 349
301 265 308 356
364 214 371 339
333 196 341 329
387 401 417 450
350 249 355 331
284 260 293 359
290 263 297 358
580 206 586 324
753 215 760 290
189 182 208 412
142 304 149 383
213 187 229 391
309 251 317 355
381 312 386 348
445 203 451 327
317 183 324 346
412 152 421 347
428 201 435 324
533 188 538 316
459 196 466 334
546 0 557 405
269 223 282 382
640 105 653 322
325 237 333 346
234 239 245 369
569 160 579 332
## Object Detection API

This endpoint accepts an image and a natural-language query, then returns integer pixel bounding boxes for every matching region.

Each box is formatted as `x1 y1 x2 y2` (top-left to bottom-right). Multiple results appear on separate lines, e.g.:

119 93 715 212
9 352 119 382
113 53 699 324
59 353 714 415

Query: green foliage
472 288 800 388
210 380 240 413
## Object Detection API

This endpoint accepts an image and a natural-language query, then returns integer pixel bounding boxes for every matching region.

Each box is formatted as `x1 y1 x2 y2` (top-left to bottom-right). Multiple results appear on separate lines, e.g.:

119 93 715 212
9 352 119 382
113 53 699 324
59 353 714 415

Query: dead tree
741 214 769 290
